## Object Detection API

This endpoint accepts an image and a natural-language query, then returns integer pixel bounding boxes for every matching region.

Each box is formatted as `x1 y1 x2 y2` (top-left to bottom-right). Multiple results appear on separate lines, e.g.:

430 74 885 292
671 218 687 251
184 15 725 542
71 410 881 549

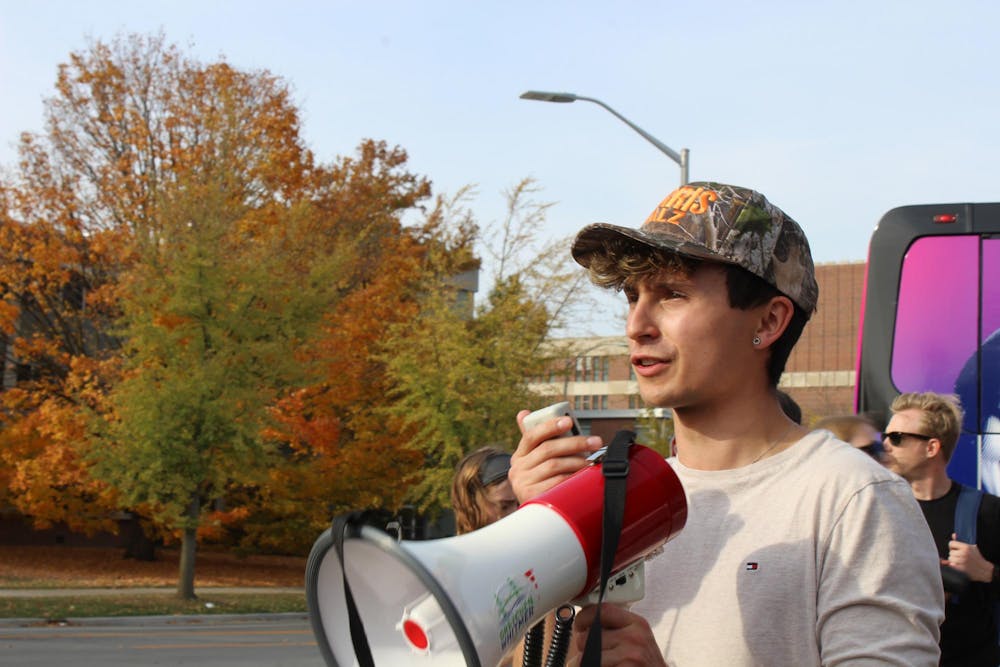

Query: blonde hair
451 446 510 535
889 392 964 461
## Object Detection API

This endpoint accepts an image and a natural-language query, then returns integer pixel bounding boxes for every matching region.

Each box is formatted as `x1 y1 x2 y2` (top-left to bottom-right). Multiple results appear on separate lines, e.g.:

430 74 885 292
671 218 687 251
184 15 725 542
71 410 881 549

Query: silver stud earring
753 336 761 346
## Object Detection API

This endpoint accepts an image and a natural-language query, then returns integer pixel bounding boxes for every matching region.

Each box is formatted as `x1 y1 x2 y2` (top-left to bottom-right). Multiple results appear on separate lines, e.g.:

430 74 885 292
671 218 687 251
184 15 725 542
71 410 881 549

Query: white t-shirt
632 430 944 666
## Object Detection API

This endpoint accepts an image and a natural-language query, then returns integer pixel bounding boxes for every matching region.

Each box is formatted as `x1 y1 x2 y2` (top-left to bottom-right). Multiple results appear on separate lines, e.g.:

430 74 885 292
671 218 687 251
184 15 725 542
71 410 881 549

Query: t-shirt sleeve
817 477 944 666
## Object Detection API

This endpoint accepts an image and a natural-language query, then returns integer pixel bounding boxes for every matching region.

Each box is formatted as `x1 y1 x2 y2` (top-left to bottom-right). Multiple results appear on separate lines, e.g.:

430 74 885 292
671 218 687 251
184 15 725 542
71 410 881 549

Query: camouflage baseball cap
571 182 819 314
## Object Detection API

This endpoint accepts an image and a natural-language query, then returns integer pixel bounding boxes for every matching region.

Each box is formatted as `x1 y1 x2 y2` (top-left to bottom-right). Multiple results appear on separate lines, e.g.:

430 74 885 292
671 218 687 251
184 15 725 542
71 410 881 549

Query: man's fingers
570 604 661 666
510 408 604 502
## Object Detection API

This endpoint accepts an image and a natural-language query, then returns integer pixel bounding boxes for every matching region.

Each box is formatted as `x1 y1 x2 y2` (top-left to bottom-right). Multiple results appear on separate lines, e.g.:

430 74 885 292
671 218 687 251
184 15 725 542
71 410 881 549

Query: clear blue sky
2 1 999 332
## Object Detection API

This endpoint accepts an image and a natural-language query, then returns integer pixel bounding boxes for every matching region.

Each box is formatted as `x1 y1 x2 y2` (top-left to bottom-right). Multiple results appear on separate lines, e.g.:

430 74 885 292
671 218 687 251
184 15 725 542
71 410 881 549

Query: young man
883 391 1000 667
510 182 944 665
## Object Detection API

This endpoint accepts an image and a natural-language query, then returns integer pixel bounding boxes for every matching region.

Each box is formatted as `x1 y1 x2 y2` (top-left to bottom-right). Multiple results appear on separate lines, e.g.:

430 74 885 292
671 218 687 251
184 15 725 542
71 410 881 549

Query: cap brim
571 223 735 269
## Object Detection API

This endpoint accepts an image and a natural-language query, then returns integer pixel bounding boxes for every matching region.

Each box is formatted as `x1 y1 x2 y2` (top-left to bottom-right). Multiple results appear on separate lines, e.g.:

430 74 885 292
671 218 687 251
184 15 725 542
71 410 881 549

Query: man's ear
926 437 943 460
754 295 795 348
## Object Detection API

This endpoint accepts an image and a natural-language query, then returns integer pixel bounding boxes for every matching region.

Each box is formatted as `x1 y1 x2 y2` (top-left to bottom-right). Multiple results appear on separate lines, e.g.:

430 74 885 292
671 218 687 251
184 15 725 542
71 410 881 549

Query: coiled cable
521 618 545 667
544 604 576 667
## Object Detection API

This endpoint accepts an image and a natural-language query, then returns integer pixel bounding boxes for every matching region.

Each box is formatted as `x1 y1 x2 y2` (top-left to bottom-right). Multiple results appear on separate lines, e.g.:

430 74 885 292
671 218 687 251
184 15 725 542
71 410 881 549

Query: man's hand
946 533 995 583
509 410 602 503
568 603 666 667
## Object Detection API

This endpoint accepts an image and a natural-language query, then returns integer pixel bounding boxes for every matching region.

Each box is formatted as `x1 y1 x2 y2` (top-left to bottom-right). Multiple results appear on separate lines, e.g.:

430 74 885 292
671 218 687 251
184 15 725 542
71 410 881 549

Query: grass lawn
0 545 308 619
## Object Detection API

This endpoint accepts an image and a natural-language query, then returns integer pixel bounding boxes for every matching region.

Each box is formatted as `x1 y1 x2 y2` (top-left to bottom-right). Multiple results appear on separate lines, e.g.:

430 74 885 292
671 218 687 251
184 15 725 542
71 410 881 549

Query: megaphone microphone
306 442 687 667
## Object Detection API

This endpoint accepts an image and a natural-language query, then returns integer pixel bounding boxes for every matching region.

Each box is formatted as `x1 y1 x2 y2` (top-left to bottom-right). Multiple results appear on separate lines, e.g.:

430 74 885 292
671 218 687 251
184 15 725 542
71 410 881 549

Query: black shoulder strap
580 429 634 667
332 511 376 667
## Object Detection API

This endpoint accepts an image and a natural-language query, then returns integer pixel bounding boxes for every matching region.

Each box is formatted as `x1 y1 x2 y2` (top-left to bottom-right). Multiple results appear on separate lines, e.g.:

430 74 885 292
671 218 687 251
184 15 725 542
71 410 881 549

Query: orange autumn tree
0 32 436 597
0 30 579 575
248 149 463 553
252 179 591 546
0 114 128 537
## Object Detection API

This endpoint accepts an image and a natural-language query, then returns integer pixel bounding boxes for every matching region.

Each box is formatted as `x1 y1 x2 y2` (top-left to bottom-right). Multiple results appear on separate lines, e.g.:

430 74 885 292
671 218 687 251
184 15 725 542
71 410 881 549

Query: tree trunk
176 494 200 599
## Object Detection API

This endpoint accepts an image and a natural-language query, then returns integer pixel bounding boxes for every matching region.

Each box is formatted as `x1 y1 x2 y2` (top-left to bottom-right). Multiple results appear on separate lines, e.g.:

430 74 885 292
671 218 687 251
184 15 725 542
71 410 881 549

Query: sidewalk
0 610 310 628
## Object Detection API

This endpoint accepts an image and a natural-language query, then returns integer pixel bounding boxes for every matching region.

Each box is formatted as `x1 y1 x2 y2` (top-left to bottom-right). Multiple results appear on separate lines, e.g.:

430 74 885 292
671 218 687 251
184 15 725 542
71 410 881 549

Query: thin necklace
751 422 797 464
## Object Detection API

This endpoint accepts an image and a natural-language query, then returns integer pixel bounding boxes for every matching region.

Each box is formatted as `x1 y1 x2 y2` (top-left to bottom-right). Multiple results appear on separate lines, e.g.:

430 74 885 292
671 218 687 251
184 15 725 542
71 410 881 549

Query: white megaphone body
305 443 687 667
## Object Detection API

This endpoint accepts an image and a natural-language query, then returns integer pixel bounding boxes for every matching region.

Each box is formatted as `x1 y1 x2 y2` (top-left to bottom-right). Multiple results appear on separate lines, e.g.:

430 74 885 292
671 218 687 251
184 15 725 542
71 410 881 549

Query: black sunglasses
883 431 933 447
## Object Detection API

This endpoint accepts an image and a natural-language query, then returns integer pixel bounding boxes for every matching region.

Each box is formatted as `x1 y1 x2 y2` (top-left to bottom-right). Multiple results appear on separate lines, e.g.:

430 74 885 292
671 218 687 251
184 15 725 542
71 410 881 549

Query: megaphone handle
580 430 634 667
332 512 376 667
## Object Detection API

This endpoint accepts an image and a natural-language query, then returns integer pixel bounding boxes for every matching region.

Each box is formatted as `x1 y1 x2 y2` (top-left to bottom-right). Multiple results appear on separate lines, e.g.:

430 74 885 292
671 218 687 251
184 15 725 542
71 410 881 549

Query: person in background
450 446 518 535
451 447 557 667
883 391 1000 667
815 413 885 461
510 181 943 665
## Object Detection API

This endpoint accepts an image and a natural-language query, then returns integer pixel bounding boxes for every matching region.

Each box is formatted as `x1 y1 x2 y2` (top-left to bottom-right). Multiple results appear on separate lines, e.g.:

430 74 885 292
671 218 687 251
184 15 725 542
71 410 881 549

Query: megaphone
306 443 687 667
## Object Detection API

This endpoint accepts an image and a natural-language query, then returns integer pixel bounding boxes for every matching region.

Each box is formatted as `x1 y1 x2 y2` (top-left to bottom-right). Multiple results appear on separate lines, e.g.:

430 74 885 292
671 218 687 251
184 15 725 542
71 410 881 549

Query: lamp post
520 90 689 185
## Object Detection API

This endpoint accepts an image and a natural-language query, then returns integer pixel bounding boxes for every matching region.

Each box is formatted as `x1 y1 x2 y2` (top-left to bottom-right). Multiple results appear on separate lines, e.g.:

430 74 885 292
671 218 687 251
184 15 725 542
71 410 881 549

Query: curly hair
584 240 808 386
450 446 511 535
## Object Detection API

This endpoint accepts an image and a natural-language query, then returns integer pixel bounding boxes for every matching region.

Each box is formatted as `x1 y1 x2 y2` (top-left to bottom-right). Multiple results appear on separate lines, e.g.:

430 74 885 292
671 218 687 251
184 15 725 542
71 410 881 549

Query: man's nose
625 297 658 341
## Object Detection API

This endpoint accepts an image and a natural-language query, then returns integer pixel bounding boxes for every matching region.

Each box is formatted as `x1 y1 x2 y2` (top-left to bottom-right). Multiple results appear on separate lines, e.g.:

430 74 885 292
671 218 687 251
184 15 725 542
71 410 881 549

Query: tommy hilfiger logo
646 186 719 225
745 562 759 571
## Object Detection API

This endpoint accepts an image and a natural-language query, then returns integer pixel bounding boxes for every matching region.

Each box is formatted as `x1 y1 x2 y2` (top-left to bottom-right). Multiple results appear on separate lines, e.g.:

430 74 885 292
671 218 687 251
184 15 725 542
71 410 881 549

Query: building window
573 356 611 382
572 394 608 410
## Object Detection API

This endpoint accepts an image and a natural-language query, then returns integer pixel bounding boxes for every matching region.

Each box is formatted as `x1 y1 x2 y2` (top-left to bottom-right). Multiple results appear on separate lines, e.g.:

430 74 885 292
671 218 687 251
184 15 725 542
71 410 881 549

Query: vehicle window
891 235 980 395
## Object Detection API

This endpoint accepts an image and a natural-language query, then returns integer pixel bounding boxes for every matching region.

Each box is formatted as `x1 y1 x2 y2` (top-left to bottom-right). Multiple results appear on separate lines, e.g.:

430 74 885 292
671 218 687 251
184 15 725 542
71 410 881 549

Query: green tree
0 30 587 570
234 143 438 554
0 31 433 598
380 179 590 513
95 173 345 598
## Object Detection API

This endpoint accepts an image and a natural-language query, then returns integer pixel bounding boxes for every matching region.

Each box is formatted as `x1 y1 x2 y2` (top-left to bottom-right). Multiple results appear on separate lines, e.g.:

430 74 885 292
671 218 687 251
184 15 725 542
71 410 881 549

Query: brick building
529 261 866 439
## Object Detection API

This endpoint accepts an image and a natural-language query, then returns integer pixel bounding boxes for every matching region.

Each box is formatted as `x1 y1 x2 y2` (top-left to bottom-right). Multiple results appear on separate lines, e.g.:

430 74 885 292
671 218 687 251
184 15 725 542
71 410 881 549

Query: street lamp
520 90 689 185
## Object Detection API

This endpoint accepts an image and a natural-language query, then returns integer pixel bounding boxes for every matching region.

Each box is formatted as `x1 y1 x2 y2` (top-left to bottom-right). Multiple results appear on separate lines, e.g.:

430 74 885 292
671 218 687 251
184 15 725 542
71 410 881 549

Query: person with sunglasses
884 391 1000 667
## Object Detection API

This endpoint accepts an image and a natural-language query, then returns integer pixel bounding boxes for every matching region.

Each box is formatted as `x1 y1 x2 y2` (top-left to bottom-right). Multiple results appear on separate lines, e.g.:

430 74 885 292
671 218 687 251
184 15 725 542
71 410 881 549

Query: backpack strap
954 483 984 545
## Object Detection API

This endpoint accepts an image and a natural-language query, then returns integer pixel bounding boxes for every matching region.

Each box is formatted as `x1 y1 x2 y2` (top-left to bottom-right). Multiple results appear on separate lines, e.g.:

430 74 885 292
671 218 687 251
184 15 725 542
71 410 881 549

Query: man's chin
637 386 680 409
